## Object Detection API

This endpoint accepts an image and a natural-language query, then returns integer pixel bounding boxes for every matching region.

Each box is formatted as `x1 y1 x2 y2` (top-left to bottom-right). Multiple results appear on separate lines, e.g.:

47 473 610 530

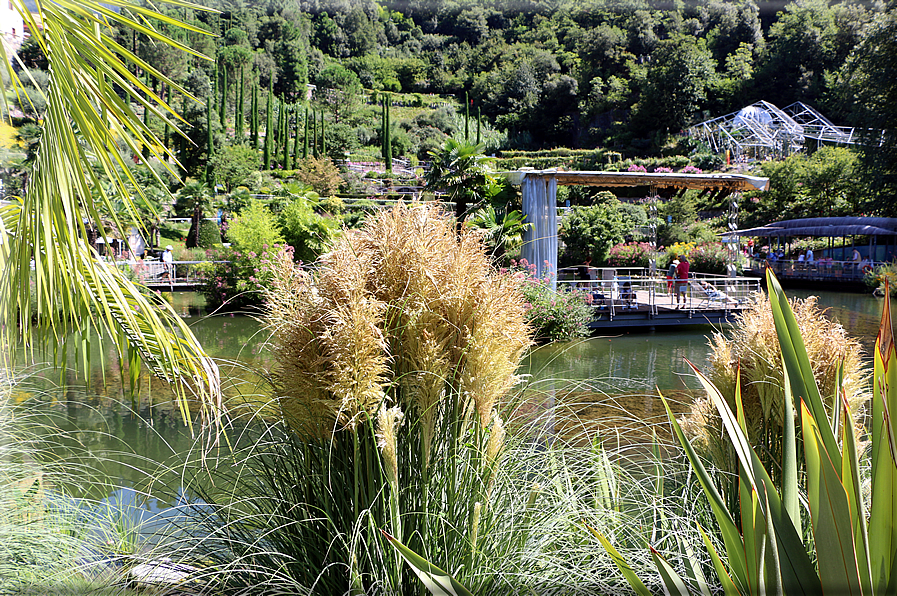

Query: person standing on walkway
162 245 174 279
666 257 679 305
676 256 690 308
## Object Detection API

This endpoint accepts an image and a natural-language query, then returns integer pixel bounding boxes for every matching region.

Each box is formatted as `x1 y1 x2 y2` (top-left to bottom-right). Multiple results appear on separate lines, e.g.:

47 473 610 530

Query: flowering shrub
865 261 897 297
198 245 294 312
627 163 647 172
687 242 729 275
507 259 593 343
680 165 703 174
653 166 673 173
607 242 653 268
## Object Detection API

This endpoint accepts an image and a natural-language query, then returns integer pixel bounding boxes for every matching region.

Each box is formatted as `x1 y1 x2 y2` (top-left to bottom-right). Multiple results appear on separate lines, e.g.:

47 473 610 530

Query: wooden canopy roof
503 169 770 192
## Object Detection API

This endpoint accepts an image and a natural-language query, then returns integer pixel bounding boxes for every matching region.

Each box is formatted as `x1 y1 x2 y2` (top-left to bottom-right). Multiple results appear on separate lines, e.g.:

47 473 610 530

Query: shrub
197 218 221 247
606 242 653 268
687 242 729 275
197 245 290 312
510 258 593 343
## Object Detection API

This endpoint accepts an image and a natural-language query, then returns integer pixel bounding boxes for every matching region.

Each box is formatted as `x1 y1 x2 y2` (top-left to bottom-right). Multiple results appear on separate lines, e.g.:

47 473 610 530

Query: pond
11 287 893 494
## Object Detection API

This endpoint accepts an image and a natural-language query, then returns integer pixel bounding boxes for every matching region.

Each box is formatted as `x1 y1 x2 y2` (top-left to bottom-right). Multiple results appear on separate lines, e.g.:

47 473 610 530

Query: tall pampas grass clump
685 292 869 499
189 202 535 594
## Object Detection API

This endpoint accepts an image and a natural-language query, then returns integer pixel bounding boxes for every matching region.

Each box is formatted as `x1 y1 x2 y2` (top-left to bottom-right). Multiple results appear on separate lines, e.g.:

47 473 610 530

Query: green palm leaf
0 0 220 423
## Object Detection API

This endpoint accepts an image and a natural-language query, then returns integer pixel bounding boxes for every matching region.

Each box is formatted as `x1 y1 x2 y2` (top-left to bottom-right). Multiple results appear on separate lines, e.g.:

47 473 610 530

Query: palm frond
0 0 220 424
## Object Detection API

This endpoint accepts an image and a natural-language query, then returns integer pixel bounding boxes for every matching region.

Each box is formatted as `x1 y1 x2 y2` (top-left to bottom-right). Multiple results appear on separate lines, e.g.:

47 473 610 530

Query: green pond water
11 288 893 498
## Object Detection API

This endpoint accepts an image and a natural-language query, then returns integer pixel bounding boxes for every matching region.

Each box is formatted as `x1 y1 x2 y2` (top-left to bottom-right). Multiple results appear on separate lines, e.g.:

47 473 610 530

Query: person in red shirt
675 256 690 308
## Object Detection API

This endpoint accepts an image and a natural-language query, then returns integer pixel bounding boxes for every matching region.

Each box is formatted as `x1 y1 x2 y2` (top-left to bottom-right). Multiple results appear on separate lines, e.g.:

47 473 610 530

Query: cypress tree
251 83 259 149
285 104 293 171
384 98 392 173
206 95 214 182
212 60 218 115
236 65 244 140
264 79 272 169
220 65 227 127
381 95 386 161
312 108 318 158
476 106 481 145
142 86 150 160
464 91 469 141
303 107 309 159
163 85 171 161
278 100 286 168
292 105 300 166
320 110 326 157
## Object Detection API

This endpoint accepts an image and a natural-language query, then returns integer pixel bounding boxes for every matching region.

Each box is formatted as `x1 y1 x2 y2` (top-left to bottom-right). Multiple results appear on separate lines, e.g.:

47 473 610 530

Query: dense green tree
833 9 897 216
559 202 628 265
211 144 260 191
631 35 717 137
313 63 362 122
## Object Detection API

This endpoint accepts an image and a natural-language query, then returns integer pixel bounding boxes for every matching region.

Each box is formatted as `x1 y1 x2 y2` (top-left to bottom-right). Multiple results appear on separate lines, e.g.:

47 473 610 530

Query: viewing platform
114 260 224 291
558 269 762 330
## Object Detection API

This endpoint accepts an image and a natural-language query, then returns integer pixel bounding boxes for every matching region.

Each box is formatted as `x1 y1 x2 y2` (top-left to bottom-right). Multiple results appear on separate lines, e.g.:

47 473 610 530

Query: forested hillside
12 0 896 205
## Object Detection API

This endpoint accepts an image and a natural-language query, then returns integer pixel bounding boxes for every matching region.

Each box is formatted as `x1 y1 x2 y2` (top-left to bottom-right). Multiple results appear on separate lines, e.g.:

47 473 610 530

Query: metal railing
557 272 762 318
115 260 228 285
754 258 875 281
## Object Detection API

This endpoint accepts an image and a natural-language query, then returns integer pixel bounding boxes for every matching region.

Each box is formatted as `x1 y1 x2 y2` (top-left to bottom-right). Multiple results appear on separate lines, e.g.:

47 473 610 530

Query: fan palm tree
0 0 221 427
466 206 531 260
425 139 500 227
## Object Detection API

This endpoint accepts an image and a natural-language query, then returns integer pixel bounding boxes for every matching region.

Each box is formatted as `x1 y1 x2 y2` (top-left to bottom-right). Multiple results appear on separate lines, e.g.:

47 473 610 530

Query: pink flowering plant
687 242 729 275
680 165 703 174
627 163 648 173
607 242 653 268
198 244 294 312
505 258 593 343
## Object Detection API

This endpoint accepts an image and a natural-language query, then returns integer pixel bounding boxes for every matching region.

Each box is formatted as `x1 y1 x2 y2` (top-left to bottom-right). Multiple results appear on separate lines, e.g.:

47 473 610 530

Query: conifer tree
285 104 293 171
303 107 309 159
312 108 318 158
320 110 326 157
464 91 469 141
264 79 272 169
163 85 171 160
384 96 392 173
476 106 481 146
251 83 259 149
235 65 244 140
219 63 227 127
206 95 214 182
292 104 300 167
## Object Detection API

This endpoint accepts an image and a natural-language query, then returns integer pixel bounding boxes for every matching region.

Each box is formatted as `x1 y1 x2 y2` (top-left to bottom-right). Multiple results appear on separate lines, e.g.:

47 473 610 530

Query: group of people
665 255 690 308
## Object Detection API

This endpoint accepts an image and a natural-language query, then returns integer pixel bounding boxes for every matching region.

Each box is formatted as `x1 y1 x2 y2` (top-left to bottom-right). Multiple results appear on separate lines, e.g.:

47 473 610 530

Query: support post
521 174 558 289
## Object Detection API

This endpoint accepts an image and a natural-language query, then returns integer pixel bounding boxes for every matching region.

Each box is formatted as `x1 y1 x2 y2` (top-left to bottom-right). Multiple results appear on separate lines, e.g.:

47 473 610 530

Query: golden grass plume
263 201 532 434
685 292 869 462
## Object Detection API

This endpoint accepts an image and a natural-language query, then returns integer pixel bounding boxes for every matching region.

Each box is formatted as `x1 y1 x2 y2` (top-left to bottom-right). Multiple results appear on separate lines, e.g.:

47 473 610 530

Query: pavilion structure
503 169 770 284
688 101 861 162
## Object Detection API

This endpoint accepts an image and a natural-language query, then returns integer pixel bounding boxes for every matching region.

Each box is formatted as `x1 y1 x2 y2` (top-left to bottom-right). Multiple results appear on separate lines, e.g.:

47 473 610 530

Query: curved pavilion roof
726 217 897 238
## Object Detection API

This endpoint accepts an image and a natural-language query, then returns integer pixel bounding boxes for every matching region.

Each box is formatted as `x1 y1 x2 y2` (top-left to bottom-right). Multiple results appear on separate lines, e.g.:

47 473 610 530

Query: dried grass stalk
686 293 870 464
263 201 532 435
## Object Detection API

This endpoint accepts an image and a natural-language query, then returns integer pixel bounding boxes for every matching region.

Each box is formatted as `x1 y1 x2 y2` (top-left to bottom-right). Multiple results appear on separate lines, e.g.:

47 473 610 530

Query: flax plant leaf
799 400 863 595
380 530 474 596
585 524 653 596
686 360 821 595
869 280 897 593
